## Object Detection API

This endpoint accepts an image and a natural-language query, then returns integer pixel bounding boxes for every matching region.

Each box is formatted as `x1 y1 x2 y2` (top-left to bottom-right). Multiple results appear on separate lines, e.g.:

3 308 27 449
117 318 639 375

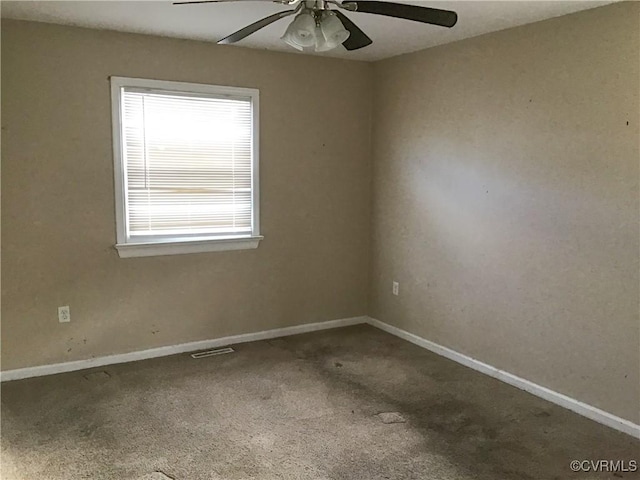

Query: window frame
110 76 262 258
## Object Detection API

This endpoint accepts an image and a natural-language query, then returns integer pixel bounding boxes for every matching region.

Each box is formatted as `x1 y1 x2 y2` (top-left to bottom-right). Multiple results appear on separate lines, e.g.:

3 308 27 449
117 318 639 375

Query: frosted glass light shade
281 11 317 50
314 26 328 52
319 11 350 50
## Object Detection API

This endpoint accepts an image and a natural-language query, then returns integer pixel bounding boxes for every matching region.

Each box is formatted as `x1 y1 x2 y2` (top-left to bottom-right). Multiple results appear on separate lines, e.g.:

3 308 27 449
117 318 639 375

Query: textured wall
370 2 640 423
1 20 372 370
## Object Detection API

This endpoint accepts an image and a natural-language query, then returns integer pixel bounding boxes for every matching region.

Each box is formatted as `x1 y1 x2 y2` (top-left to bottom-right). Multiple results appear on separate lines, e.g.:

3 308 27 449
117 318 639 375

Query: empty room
1 0 638 478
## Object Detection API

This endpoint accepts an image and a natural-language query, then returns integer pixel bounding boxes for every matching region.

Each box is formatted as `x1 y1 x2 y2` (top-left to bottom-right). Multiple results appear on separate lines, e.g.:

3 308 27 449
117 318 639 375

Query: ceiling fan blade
334 11 373 51
174 0 275 4
341 1 457 28
218 9 297 44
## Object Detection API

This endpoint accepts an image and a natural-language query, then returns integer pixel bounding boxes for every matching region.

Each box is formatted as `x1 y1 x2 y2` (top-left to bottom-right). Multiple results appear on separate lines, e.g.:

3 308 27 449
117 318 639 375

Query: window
111 77 261 258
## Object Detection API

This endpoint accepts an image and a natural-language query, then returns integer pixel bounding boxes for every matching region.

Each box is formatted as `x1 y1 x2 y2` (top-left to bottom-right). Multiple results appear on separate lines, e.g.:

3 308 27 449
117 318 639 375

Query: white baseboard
3 314 637 439
0 316 367 382
366 317 640 440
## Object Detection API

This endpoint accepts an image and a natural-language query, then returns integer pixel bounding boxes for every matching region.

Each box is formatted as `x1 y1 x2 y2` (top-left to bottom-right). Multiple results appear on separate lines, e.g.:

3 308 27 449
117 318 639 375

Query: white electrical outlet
58 306 70 323
392 281 399 296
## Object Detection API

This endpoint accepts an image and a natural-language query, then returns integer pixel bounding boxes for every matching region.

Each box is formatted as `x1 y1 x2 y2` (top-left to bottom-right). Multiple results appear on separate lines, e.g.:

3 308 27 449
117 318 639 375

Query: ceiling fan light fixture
314 25 329 52
281 10 316 50
318 11 350 50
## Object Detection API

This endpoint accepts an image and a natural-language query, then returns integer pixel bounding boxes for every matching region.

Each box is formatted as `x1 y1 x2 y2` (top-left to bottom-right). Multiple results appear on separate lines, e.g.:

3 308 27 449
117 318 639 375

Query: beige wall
370 2 640 423
1 20 372 370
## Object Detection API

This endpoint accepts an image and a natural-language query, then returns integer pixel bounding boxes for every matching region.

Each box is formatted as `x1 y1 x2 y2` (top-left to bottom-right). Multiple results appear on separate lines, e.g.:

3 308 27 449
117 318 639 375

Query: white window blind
120 88 254 239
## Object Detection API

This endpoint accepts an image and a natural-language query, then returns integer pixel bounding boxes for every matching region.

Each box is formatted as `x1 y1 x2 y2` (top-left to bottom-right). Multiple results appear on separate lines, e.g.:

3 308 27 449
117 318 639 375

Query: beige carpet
1 325 638 479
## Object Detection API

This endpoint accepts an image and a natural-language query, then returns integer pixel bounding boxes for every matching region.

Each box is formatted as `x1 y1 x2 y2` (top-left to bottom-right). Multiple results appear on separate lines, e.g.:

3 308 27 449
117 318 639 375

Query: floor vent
83 371 111 382
190 347 235 359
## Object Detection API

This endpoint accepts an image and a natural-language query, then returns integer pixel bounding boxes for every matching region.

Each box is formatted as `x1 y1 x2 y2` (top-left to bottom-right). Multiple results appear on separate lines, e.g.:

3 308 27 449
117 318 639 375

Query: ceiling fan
173 0 458 52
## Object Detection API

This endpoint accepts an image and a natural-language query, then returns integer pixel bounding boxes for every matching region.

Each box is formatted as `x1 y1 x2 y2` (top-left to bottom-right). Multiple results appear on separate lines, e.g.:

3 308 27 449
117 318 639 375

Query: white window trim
110 76 262 258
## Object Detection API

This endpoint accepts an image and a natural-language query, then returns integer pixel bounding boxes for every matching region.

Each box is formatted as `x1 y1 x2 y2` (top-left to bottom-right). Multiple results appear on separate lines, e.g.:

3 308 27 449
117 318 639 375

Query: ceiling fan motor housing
306 0 328 10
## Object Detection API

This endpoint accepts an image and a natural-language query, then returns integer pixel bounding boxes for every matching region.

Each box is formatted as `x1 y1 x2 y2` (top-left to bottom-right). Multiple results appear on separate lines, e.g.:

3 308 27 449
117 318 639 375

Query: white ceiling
1 0 614 61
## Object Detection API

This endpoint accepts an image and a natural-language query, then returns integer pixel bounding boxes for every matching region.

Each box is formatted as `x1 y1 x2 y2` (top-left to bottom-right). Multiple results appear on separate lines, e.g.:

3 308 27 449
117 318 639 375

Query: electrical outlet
392 281 399 296
58 306 70 323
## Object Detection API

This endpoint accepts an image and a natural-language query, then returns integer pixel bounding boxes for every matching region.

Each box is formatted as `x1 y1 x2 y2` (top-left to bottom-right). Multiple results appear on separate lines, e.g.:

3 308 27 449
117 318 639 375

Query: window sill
115 235 263 258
